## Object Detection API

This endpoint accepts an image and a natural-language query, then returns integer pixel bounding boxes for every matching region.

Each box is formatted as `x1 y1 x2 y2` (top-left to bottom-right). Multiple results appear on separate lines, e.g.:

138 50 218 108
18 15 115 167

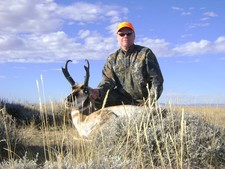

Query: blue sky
0 0 224 105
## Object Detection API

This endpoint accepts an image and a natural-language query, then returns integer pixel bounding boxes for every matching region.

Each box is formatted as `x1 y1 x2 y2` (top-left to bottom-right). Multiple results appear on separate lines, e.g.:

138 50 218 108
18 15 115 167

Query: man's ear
116 34 120 41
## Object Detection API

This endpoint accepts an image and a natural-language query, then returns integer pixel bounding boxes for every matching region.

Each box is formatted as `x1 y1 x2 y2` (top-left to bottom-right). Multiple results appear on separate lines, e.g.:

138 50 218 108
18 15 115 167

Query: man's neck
121 44 134 52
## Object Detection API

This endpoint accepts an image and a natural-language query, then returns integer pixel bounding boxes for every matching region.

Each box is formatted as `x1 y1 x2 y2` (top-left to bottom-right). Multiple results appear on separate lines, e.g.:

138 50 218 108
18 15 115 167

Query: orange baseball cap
117 21 135 32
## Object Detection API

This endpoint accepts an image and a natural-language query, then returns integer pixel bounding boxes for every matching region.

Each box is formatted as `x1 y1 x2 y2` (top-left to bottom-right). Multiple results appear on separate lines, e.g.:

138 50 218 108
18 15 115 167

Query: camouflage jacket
98 44 164 102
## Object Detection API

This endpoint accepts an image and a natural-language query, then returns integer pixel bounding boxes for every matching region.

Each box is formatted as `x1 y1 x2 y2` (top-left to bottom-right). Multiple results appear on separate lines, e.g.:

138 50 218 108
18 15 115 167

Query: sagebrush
0 99 225 168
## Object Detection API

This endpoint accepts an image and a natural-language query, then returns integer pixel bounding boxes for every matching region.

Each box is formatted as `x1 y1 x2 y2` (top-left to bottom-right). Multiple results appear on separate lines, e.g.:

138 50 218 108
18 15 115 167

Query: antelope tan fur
62 60 145 138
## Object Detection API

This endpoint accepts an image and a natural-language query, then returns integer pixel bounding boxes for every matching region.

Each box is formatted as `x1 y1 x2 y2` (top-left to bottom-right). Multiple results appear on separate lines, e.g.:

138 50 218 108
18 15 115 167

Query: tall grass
1 99 225 168
174 105 225 127
0 76 225 168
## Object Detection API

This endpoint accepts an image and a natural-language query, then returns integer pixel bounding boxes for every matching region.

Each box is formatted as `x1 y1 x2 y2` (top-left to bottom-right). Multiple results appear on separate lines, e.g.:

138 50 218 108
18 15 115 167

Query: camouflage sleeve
146 50 164 100
97 57 116 98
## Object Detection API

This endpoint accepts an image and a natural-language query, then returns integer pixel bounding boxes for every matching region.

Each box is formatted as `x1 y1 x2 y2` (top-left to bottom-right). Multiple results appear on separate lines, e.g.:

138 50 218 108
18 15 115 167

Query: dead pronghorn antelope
62 59 145 138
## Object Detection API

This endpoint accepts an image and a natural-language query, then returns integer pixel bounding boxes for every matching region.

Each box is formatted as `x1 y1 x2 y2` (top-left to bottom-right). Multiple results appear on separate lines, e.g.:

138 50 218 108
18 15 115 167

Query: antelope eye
83 88 89 94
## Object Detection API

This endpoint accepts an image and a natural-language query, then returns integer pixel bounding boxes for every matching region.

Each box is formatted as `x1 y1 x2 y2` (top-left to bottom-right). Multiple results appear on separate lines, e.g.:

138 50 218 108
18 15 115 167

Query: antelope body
62 60 144 138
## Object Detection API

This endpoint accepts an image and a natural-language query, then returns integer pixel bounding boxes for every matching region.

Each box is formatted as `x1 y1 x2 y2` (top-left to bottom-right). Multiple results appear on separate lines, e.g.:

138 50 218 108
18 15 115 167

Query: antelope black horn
84 59 90 87
62 60 76 86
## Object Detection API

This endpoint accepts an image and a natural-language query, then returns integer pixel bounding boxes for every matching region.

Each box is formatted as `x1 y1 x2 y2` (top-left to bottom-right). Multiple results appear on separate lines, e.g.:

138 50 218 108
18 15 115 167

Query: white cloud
173 40 211 56
84 32 117 51
203 11 218 17
0 0 127 63
181 12 191 16
171 6 183 11
78 30 91 39
181 34 192 38
214 36 225 53
199 11 218 22
171 6 217 31
1 31 225 62
0 0 224 63
137 36 225 57
200 17 210 21
188 22 209 29
137 38 173 56
0 30 118 63
56 2 103 22
0 0 60 33
106 22 120 35
173 36 225 56
0 0 127 34
0 35 25 50
0 31 80 63
171 6 192 16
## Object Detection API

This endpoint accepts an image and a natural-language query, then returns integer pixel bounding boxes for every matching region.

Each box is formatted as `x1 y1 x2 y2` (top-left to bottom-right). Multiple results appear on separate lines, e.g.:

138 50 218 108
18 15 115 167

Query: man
92 21 164 108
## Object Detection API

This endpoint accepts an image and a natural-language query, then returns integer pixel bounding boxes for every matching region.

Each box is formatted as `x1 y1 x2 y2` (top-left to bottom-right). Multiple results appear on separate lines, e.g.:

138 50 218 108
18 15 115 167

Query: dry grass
0 99 225 168
174 105 225 127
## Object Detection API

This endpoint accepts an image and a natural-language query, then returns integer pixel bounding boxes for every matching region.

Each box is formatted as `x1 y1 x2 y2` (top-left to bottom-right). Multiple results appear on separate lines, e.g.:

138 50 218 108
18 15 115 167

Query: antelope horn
62 60 76 86
84 59 90 87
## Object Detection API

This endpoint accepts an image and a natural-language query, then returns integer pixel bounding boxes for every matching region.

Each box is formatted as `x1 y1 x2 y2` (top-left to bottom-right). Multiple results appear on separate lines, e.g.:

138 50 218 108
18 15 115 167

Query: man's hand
90 89 100 100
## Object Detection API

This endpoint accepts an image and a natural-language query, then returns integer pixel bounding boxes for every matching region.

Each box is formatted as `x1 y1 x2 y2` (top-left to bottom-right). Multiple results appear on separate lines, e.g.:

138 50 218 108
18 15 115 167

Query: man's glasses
117 32 133 37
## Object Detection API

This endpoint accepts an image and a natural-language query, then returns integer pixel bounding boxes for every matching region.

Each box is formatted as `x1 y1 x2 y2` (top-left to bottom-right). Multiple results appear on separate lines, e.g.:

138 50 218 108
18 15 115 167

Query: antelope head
62 59 94 115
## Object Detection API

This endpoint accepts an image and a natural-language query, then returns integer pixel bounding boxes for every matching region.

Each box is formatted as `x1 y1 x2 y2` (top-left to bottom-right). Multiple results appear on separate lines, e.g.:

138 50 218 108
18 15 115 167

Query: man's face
117 27 135 51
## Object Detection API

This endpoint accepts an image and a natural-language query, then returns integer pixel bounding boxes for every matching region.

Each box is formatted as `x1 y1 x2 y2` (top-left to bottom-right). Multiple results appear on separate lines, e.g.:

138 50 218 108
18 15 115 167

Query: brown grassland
0 99 225 168
174 105 225 127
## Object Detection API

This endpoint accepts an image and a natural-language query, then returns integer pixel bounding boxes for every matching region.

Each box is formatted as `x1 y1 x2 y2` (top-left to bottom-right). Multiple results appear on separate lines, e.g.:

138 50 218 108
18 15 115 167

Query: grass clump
0 99 23 162
0 153 38 169
0 98 225 168
92 105 225 168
